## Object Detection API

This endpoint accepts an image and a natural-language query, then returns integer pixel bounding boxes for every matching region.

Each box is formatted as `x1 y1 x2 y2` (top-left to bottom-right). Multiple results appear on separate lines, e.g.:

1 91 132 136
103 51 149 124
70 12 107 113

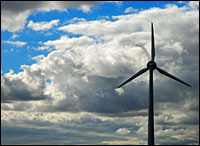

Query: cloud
1 1 98 32
115 88 125 96
124 7 138 13
27 19 60 31
1 110 146 145
1 9 31 32
34 46 51 51
116 128 131 135
31 55 46 62
43 35 95 50
188 1 199 9
11 34 19 40
2 40 27 47
69 17 86 23
1 1 120 32
1 66 48 102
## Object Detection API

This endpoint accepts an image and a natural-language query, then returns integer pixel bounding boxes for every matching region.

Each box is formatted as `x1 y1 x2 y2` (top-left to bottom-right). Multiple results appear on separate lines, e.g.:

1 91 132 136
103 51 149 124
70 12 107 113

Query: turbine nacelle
147 61 157 70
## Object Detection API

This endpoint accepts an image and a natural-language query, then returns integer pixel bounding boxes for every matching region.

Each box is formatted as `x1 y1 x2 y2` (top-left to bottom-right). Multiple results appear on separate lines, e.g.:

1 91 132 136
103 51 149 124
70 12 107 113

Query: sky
1 1 199 145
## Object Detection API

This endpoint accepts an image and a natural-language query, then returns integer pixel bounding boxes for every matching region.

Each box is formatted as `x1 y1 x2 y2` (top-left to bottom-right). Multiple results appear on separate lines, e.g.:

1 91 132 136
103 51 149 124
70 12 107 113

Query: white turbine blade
117 68 149 88
156 67 191 87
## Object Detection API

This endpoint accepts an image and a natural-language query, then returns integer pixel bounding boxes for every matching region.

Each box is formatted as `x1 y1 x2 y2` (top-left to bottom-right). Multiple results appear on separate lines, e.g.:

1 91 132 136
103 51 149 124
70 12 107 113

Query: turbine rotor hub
147 61 157 70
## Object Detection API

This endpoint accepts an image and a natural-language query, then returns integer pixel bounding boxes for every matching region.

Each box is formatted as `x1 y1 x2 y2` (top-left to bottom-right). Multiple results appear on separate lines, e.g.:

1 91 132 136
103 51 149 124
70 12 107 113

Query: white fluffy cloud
1 9 31 32
2 40 27 47
1 66 48 102
27 19 60 31
43 35 95 50
124 7 138 13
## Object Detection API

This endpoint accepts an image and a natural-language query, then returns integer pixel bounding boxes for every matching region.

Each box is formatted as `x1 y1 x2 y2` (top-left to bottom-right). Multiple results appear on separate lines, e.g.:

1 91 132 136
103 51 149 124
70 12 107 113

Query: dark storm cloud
1 113 139 145
46 75 148 115
1 1 97 12
1 1 44 13
177 112 199 125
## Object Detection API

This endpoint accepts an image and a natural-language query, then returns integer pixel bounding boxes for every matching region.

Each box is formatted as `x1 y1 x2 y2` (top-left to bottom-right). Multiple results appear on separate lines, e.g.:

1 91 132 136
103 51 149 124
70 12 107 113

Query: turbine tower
117 22 191 145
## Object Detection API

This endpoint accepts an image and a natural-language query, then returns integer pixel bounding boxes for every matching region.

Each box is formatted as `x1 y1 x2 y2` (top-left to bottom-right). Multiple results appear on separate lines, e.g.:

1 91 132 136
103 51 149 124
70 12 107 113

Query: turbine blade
151 22 155 61
156 67 191 87
117 68 148 88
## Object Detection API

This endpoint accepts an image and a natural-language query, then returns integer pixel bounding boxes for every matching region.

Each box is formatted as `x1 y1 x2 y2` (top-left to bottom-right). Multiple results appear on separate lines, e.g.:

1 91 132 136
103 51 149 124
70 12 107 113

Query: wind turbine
116 22 191 145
